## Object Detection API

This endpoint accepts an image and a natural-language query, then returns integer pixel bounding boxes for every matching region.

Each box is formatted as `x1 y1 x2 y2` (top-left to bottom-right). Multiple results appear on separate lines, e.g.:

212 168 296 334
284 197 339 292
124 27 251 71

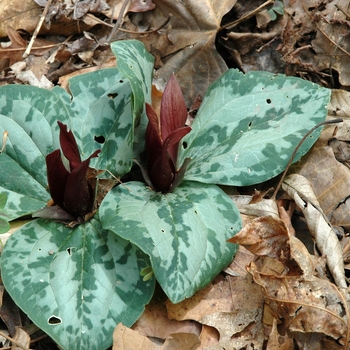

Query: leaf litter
2 0 350 349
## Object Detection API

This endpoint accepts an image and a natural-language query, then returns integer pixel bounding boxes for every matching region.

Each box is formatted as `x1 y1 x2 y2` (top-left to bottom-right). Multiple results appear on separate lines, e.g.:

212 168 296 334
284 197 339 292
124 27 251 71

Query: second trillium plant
0 39 331 350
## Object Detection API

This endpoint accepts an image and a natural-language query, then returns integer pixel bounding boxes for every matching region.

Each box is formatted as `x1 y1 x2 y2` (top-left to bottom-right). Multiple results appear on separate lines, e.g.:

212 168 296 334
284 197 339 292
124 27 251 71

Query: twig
45 35 73 64
85 13 171 34
271 118 343 200
106 0 130 43
23 0 53 58
0 330 30 350
219 0 274 31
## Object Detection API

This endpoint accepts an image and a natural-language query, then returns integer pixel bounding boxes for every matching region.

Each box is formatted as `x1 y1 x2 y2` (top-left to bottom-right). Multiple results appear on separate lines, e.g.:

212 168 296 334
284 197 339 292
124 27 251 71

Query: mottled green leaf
99 181 241 303
67 68 133 175
0 68 134 219
0 193 10 234
1 217 155 350
111 40 154 156
179 69 331 186
111 40 154 116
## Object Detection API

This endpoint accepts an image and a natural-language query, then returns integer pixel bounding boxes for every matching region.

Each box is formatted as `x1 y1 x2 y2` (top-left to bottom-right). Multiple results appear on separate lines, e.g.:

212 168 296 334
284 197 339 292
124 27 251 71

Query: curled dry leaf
293 90 350 229
228 216 291 262
166 274 265 348
112 323 200 350
282 174 347 289
248 261 349 345
231 194 279 218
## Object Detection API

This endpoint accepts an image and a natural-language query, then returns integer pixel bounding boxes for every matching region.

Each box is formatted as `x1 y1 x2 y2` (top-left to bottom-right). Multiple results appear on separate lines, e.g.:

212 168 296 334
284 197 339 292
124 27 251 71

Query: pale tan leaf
113 323 158 350
283 174 347 289
228 216 290 262
112 323 201 350
293 91 350 229
266 318 294 350
11 327 30 350
248 262 348 343
231 195 279 218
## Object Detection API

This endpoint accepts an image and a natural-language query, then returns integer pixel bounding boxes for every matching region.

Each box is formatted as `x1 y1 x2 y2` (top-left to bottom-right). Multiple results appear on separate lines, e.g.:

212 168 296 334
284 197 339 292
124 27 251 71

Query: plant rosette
0 40 331 350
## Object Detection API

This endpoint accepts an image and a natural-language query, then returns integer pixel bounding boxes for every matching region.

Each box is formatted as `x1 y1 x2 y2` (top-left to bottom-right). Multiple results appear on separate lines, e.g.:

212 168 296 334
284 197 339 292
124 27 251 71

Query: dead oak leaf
0 27 54 67
248 261 349 345
122 0 237 107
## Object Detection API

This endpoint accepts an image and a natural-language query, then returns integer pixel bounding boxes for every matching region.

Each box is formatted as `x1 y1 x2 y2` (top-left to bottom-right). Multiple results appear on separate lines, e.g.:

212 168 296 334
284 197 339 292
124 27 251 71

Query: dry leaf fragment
282 174 347 289
112 323 201 350
228 216 291 262
248 262 349 344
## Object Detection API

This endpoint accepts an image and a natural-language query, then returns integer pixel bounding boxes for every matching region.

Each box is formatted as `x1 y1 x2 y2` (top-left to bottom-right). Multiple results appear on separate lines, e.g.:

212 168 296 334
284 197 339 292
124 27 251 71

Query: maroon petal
63 150 101 217
46 149 70 209
63 150 100 218
63 159 94 218
149 148 175 193
160 74 188 162
145 103 163 170
163 126 191 165
58 121 82 171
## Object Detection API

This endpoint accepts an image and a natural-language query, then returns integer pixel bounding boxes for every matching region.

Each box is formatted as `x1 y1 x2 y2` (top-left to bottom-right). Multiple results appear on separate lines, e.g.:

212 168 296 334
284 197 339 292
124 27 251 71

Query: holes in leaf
94 135 105 144
194 210 198 214
66 247 74 255
119 79 124 83
266 98 272 104
48 316 62 325
248 121 252 127
182 142 188 149
108 92 118 99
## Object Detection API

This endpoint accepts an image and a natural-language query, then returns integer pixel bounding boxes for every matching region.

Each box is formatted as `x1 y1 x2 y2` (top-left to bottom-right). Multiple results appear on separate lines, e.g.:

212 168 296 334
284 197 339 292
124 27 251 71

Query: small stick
0 131 8 154
271 118 343 200
219 0 274 31
23 0 53 58
106 0 130 43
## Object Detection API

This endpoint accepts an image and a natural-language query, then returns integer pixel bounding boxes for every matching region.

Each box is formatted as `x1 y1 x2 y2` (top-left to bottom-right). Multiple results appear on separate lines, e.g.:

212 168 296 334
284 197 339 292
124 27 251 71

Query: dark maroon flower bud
144 74 191 193
38 121 100 221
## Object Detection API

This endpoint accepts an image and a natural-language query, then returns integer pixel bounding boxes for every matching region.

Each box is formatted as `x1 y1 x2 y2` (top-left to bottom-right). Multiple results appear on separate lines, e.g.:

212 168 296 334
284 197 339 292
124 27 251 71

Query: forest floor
1 0 350 349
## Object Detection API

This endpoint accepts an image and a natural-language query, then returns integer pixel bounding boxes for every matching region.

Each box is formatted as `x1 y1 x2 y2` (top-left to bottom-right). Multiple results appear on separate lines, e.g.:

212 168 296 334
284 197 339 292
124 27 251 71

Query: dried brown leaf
166 273 265 346
115 0 237 107
282 174 347 289
0 0 42 38
248 261 349 344
228 216 291 262
133 295 201 340
11 327 30 350
266 318 294 350
112 323 201 350
293 90 350 229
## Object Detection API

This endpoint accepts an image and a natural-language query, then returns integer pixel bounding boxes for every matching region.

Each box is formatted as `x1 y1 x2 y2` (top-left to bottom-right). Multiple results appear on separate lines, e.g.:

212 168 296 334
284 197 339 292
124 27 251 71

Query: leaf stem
271 118 343 200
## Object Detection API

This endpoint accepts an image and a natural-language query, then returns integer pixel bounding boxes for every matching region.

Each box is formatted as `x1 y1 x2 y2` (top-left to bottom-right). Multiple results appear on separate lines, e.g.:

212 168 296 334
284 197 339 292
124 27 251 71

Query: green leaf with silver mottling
0 193 10 234
111 40 154 156
179 69 331 186
111 40 154 117
1 217 155 350
0 65 135 218
99 181 241 303
67 68 134 175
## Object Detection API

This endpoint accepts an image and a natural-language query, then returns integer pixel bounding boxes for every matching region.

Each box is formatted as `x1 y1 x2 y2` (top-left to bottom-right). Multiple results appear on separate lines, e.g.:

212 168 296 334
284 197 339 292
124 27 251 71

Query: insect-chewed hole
108 92 118 99
119 79 124 83
182 141 188 149
94 135 105 144
266 98 272 104
66 247 74 255
248 121 252 127
48 315 62 325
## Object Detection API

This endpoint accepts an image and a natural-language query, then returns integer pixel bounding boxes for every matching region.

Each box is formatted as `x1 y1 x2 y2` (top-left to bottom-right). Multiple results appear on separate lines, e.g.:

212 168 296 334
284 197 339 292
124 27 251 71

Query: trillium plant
0 40 330 350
